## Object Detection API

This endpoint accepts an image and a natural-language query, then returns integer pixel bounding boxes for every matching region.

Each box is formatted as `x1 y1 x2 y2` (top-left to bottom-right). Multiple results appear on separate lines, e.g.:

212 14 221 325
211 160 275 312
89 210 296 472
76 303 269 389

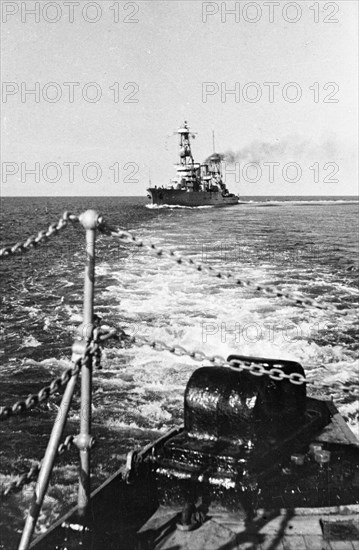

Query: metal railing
2 210 101 550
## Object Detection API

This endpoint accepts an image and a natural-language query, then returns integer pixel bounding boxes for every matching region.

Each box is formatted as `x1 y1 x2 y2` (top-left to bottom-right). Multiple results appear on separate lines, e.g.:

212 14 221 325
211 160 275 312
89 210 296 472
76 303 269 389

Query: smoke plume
221 135 339 164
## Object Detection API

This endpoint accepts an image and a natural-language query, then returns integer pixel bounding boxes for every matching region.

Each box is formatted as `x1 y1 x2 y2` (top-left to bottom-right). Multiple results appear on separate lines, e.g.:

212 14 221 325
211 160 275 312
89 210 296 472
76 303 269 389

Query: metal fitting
73 434 95 452
71 339 88 362
291 453 305 466
314 449 331 465
77 323 94 340
79 210 99 230
177 502 200 532
309 442 322 456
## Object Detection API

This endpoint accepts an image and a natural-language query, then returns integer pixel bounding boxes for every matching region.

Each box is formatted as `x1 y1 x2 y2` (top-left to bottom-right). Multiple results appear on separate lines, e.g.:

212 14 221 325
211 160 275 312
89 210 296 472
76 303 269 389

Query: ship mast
212 129 216 154
175 121 200 191
178 121 194 166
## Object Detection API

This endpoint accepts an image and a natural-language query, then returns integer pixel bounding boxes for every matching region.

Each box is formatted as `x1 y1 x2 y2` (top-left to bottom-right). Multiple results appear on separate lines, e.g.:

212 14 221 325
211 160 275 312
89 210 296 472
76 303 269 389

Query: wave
145 203 214 209
239 199 359 205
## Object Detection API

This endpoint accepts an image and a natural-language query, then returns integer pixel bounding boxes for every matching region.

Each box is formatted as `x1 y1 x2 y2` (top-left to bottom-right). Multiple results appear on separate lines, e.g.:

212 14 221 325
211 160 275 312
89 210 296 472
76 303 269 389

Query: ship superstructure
147 122 238 206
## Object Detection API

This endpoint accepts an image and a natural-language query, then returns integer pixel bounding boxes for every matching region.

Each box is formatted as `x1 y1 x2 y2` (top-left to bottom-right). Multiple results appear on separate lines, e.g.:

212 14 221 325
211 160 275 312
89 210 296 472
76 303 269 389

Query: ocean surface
0 195 358 547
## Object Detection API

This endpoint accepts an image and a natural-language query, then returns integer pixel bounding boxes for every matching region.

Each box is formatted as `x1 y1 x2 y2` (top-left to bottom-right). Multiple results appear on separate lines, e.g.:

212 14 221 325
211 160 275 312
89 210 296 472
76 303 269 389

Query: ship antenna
212 129 216 153
148 168 152 186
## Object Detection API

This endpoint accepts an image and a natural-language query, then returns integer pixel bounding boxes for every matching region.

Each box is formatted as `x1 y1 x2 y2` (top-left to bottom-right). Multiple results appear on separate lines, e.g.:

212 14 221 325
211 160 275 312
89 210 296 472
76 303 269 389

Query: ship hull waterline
147 188 239 207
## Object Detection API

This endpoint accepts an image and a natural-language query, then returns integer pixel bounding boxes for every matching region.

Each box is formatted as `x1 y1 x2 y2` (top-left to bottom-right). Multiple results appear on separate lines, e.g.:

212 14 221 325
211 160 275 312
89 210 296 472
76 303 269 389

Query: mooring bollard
75 209 99 516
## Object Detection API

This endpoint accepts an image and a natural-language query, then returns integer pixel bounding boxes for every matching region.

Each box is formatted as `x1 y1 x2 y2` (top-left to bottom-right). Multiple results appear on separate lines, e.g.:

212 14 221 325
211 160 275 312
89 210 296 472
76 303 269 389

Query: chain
0 327 104 421
56 434 75 456
0 360 82 421
0 435 75 498
125 333 359 399
98 222 343 315
1 464 40 498
90 323 359 398
0 211 79 258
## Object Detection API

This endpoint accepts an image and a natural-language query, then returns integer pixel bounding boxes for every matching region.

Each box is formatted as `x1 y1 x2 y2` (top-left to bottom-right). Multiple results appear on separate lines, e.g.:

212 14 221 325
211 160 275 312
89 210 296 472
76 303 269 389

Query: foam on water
146 203 215 209
240 199 359 205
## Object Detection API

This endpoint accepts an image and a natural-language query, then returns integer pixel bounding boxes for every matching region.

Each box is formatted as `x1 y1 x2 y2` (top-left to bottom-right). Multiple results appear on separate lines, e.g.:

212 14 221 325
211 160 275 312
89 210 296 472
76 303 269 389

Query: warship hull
147 188 239 207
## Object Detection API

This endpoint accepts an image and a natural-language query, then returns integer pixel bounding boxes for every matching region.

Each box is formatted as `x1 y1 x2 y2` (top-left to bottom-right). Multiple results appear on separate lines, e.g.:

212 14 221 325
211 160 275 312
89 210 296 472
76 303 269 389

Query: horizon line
1 194 358 199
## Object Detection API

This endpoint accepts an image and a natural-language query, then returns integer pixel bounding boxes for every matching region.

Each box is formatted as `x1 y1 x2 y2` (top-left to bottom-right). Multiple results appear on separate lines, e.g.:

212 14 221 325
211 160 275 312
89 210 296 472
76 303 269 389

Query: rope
0 435 75 498
98 221 345 315
0 212 79 258
115 330 359 399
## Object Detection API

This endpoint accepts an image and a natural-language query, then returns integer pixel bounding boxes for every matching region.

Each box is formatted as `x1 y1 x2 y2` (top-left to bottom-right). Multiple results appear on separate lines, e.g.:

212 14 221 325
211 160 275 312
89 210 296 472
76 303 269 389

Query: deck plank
141 507 359 550
328 542 355 550
258 541 285 550
281 536 308 550
303 535 328 549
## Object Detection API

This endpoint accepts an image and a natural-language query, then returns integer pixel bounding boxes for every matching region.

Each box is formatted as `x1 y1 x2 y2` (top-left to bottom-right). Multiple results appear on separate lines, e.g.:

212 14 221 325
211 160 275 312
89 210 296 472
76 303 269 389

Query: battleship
147 122 239 207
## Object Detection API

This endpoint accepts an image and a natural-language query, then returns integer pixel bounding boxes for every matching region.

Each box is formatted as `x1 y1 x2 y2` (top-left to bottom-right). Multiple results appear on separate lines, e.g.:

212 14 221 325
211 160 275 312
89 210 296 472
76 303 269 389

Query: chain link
0 435 75 498
56 434 75 456
98 222 345 314
0 212 79 258
0 464 40 498
0 328 104 421
0 360 81 421
125 332 359 399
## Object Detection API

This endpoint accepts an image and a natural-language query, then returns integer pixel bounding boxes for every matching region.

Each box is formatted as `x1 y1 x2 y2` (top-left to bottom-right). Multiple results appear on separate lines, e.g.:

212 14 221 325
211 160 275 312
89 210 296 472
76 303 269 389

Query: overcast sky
1 0 358 196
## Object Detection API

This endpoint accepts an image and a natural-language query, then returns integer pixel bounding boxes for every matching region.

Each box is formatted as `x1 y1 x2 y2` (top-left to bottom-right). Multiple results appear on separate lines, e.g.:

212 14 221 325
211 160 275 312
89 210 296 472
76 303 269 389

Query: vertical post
18 373 79 550
76 209 98 516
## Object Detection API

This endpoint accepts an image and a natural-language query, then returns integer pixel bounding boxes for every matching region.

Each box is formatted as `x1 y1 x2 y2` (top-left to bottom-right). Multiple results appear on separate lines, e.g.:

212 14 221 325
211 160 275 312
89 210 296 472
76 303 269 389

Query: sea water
0 196 358 546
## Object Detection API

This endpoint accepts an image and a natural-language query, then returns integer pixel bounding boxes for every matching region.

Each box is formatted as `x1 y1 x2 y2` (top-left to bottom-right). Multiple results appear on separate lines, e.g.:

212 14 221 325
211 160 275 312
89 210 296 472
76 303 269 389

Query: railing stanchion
76 210 99 516
18 372 79 550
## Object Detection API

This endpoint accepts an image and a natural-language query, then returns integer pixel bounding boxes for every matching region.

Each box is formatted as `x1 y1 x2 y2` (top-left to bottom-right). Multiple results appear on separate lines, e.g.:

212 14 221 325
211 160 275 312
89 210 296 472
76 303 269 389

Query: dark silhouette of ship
147 122 239 207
